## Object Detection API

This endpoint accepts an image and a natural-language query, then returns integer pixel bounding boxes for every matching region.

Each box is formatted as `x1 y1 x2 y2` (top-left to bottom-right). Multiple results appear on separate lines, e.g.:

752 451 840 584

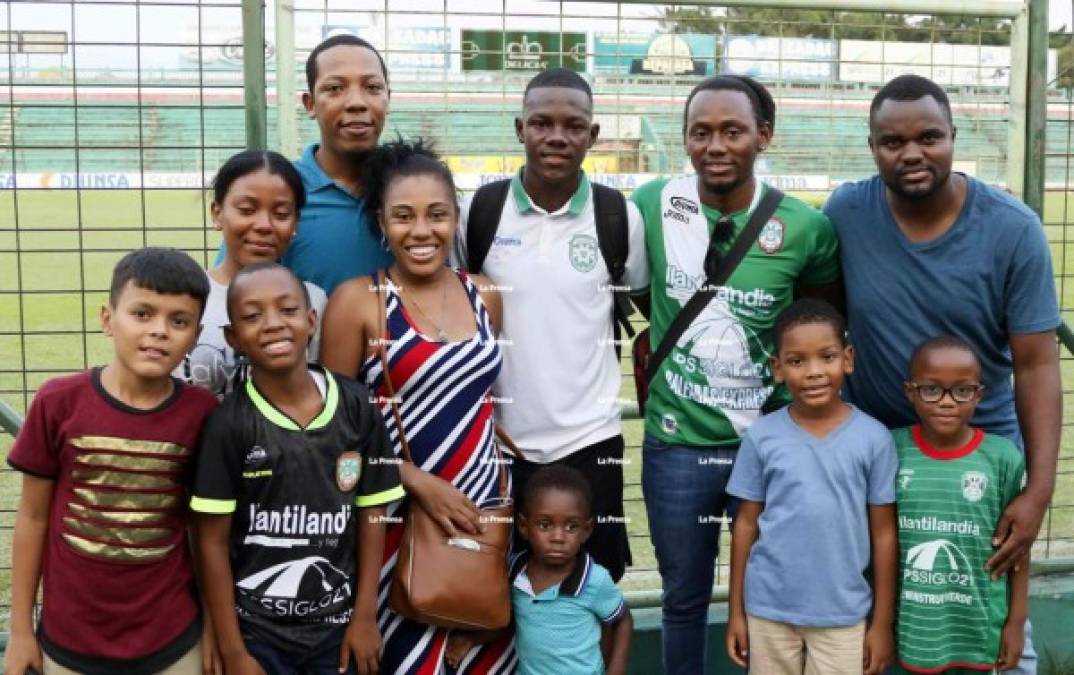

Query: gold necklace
399 273 450 341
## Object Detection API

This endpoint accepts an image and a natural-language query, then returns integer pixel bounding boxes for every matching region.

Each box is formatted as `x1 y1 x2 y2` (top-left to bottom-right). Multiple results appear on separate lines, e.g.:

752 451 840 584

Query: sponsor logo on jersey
898 514 981 536
757 219 785 254
898 468 914 490
492 235 522 248
247 504 351 539
665 266 776 309
237 555 352 619
670 196 699 215
245 446 268 464
661 413 678 435
961 471 988 502
336 451 361 492
903 539 973 588
568 234 599 272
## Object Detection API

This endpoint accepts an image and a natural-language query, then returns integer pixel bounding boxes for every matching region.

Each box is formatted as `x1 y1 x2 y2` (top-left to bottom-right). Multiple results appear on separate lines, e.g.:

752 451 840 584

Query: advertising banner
593 32 715 76
461 30 585 72
722 35 835 81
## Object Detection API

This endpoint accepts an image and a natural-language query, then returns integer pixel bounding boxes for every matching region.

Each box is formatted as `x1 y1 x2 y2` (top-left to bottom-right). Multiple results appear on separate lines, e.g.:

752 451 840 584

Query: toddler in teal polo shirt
511 465 632 675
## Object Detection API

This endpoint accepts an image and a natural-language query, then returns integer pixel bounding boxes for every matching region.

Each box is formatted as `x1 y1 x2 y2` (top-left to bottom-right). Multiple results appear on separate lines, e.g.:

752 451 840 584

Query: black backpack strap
464 179 512 274
645 187 784 383
592 183 636 349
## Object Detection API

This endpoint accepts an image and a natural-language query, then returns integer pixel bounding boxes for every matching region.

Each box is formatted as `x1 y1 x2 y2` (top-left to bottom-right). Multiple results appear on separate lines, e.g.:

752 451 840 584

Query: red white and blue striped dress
359 268 517 675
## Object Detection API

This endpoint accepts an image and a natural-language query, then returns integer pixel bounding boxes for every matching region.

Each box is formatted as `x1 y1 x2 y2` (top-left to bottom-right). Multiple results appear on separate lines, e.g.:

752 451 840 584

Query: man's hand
340 615 382 675
446 631 477 669
987 492 1048 579
2 631 43 675
997 618 1026 670
862 621 893 675
726 612 749 669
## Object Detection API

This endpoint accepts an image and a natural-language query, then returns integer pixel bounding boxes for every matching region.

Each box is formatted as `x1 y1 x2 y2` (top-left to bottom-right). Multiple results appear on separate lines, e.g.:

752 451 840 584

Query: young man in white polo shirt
453 68 648 581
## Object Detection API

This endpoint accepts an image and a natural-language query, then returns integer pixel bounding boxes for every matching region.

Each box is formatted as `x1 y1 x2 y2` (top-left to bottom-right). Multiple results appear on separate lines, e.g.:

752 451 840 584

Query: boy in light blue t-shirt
726 299 899 675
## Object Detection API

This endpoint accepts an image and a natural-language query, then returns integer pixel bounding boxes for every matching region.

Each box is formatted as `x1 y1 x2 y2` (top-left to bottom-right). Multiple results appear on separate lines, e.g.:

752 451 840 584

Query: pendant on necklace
437 328 448 341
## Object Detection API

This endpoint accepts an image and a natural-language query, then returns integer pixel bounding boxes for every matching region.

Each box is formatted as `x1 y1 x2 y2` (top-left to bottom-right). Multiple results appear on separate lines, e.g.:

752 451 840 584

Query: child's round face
520 488 592 568
380 173 457 278
213 168 299 269
905 347 983 440
101 280 203 380
771 321 853 413
224 268 315 374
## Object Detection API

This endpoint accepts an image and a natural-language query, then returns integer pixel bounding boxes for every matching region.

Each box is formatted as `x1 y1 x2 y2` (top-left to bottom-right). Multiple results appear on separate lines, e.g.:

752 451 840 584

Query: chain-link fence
1 0 1070 628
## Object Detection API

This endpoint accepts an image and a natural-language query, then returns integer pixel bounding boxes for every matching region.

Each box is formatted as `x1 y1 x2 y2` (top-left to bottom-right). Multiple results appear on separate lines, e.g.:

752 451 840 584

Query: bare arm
988 330 1061 577
997 554 1030 670
863 504 896 675
320 278 374 377
727 499 763 669
602 608 633 675
341 506 388 675
195 514 264 675
3 475 52 675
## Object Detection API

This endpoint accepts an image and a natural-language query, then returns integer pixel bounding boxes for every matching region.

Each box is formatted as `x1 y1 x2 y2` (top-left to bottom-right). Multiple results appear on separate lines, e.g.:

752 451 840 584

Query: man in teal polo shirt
217 34 392 294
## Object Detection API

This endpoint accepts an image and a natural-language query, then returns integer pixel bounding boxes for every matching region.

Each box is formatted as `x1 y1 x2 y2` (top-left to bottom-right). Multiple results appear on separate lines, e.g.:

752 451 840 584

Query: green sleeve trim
190 496 237 514
355 484 406 507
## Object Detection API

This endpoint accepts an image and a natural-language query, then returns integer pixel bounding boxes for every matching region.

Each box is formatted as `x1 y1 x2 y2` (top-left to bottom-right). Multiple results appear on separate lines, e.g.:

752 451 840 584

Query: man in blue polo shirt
218 34 392 294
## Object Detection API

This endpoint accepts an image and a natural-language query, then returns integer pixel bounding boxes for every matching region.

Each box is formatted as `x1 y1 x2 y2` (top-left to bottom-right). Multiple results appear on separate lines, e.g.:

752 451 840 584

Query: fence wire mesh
0 0 1071 629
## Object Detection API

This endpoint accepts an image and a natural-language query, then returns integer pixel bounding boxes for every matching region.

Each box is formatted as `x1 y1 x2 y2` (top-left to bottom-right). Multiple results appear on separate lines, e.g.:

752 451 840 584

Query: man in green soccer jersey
630 74 843 675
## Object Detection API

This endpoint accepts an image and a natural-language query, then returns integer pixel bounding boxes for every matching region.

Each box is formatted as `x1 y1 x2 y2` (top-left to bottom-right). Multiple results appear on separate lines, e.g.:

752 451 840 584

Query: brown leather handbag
374 272 513 630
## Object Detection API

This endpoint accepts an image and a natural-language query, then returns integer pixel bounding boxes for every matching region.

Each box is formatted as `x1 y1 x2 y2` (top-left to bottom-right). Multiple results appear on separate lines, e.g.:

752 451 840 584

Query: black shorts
509 434 632 582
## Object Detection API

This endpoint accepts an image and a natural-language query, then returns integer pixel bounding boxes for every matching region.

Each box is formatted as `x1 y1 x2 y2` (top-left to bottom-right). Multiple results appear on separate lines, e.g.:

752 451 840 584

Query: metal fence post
243 0 268 150
1024 0 1048 217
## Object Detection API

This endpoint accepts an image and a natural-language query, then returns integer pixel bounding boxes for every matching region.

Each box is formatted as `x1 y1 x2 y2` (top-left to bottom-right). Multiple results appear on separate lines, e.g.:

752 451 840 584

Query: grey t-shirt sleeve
726 432 765 502
1004 216 1061 334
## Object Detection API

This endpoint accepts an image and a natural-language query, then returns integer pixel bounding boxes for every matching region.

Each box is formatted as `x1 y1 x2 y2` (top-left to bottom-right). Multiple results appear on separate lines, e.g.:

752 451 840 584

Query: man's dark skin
682 88 843 308
515 86 598 213
869 95 1061 577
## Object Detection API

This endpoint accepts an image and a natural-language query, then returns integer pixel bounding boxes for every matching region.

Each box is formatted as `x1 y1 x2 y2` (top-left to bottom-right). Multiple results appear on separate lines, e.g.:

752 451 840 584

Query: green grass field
1 186 1073 622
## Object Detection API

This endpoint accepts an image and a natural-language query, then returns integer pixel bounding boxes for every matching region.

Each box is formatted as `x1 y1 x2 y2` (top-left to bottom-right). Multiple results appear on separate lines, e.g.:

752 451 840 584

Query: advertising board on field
592 32 716 76
838 40 1057 86
722 35 835 82
461 30 585 72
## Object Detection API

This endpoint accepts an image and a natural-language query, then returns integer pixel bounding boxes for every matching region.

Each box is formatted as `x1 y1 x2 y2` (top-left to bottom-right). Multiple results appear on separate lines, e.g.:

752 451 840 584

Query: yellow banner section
445 155 619 175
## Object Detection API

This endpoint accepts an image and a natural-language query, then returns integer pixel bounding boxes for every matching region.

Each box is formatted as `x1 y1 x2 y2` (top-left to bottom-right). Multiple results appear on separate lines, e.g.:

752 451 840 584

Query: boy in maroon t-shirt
5 248 219 675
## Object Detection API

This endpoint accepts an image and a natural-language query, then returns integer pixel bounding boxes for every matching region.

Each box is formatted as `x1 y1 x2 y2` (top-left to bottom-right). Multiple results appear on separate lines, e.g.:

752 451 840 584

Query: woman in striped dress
321 139 516 675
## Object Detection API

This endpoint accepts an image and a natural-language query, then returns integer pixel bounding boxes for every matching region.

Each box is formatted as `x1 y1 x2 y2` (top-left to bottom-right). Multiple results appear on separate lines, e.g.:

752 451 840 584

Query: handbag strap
645 186 783 383
374 270 510 500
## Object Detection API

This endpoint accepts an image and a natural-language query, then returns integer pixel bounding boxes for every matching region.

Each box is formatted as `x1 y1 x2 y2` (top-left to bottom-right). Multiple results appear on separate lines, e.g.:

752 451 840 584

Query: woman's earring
380 233 390 251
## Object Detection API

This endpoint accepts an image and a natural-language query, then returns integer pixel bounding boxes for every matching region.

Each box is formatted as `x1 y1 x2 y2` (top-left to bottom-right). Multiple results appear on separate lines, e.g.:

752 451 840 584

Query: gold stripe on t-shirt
71 468 177 490
63 517 172 546
75 453 183 473
70 436 189 457
73 487 178 510
62 532 174 562
67 502 169 525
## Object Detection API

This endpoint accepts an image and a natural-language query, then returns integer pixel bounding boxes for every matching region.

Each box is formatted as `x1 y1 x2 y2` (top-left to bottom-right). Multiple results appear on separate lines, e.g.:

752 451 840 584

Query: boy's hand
3 632 43 675
862 622 893 675
446 631 477 668
341 615 382 675
726 611 749 668
997 619 1026 670
200 616 223 675
224 651 266 675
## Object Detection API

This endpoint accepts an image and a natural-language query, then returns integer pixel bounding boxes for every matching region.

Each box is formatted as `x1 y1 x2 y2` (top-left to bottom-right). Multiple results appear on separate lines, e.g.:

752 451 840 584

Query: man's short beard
700 173 751 196
883 167 951 201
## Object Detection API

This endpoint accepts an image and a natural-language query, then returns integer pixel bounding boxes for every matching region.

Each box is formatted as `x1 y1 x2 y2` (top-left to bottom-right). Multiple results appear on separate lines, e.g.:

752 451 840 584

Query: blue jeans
642 434 739 675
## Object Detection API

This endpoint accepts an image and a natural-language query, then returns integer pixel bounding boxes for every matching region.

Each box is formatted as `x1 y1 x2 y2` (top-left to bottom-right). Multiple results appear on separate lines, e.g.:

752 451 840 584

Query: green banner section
461 30 585 72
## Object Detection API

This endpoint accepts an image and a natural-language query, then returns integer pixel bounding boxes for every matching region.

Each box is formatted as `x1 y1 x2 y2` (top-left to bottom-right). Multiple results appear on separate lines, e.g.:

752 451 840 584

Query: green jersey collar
245 366 339 432
700 177 766 221
511 168 590 216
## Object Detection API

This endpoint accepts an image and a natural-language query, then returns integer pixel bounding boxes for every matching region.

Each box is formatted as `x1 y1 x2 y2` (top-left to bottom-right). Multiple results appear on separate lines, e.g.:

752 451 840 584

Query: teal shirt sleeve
587 565 627 624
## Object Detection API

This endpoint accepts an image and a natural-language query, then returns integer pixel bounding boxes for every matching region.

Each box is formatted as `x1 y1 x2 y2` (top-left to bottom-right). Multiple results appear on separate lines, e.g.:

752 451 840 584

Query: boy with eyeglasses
893 335 1028 673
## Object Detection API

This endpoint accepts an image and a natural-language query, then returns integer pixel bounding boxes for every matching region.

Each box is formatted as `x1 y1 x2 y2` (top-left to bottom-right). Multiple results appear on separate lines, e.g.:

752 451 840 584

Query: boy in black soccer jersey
191 262 404 675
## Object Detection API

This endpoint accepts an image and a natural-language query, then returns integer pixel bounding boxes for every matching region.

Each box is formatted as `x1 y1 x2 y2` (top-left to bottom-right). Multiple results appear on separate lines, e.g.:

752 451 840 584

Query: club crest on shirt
757 219 784 254
961 470 988 502
337 451 362 492
568 234 599 273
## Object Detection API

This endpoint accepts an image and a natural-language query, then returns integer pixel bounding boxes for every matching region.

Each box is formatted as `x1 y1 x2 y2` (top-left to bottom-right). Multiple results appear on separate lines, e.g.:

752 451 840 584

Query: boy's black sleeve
190 402 244 514
349 383 404 509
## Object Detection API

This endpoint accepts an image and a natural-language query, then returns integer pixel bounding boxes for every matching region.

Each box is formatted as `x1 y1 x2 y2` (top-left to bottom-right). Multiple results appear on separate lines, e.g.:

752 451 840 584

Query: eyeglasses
703 215 736 281
907 382 984 403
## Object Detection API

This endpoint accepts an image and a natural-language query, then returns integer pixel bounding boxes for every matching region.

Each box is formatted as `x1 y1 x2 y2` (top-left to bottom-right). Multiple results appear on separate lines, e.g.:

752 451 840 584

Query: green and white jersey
894 426 1025 673
631 175 839 446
